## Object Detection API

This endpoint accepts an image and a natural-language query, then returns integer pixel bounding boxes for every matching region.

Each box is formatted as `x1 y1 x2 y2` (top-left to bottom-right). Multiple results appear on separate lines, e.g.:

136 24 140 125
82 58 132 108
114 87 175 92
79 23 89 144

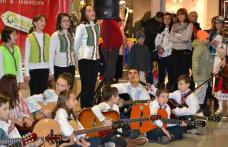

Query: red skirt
214 76 228 93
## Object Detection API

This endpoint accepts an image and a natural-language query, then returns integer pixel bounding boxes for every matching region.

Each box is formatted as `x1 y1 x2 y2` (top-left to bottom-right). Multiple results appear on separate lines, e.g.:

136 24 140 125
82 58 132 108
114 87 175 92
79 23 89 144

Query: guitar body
78 108 119 138
34 102 57 120
130 103 154 134
33 118 62 147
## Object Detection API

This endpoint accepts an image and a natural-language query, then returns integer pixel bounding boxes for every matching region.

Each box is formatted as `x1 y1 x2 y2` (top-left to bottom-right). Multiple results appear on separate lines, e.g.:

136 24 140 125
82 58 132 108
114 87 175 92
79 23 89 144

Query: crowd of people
0 3 227 147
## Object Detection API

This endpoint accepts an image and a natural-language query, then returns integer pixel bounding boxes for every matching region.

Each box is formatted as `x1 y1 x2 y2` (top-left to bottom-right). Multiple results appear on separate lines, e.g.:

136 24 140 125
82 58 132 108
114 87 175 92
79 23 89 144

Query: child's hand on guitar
161 127 172 140
23 117 33 127
75 137 91 147
11 119 23 127
171 109 176 115
180 121 187 127
41 109 52 118
81 138 91 147
102 119 113 126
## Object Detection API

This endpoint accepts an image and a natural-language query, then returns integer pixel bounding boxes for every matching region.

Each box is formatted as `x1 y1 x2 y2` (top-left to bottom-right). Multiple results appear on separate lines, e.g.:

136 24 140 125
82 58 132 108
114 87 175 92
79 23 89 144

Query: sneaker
158 136 170 144
215 109 223 115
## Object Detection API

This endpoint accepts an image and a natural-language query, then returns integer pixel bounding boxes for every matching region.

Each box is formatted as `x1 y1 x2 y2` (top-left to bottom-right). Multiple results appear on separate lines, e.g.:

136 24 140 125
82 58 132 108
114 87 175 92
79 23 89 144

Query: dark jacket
129 43 149 71
141 17 161 53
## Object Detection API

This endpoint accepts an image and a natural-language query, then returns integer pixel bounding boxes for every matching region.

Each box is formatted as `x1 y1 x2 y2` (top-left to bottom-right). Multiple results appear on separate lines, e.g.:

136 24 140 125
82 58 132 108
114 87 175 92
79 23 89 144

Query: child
0 74 33 130
26 72 72 118
49 13 76 89
192 30 211 113
214 40 228 115
147 88 185 144
169 75 200 116
53 90 100 147
24 14 50 95
0 27 23 83
0 93 21 140
91 85 147 147
74 4 100 108
128 31 149 82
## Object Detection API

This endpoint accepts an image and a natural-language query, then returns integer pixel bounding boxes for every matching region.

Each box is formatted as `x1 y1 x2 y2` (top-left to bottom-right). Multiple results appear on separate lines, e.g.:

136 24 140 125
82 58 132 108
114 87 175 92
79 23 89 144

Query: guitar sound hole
139 111 143 126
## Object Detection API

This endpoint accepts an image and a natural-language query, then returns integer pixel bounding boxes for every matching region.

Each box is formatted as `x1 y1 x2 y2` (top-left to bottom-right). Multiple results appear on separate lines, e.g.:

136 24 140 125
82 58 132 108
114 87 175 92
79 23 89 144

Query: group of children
0 67 204 146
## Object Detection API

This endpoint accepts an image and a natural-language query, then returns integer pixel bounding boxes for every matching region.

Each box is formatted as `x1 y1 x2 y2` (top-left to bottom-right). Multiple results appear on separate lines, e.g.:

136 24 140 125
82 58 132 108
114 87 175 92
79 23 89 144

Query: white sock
218 100 223 110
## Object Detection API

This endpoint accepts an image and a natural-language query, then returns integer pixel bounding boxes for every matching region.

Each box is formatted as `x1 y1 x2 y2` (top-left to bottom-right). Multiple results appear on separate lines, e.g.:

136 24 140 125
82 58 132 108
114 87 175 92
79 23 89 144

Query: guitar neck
74 126 113 135
161 119 192 125
118 116 151 124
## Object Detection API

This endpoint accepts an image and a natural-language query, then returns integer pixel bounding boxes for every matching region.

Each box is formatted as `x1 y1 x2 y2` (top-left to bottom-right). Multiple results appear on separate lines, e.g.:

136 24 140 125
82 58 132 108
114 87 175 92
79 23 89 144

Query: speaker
94 0 119 19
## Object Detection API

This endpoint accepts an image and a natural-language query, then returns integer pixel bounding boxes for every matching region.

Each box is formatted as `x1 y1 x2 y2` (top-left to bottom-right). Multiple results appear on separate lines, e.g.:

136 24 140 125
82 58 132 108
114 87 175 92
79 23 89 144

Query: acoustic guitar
148 109 206 131
119 93 153 116
33 118 120 147
0 133 38 146
34 102 57 120
78 108 160 138
130 104 206 133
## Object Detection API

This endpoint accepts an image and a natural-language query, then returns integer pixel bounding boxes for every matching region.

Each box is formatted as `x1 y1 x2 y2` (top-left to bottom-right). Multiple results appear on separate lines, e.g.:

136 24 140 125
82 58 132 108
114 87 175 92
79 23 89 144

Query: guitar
119 93 153 116
168 98 188 110
33 118 117 147
150 109 206 130
130 104 206 133
78 108 160 137
178 115 221 122
34 102 57 120
0 133 38 146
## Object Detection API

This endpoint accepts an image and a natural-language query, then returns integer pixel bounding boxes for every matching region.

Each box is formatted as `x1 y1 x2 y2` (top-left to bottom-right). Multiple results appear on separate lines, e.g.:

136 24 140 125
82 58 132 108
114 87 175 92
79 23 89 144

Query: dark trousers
146 126 185 141
171 49 192 90
101 49 119 84
157 55 172 88
29 69 49 95
146 53 154 84
54 65 75 89
114 55 123 79
78 59 99 108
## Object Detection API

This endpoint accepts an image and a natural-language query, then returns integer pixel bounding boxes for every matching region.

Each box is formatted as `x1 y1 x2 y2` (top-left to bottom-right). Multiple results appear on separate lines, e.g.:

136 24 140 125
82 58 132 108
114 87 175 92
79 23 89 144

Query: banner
0 0 69 56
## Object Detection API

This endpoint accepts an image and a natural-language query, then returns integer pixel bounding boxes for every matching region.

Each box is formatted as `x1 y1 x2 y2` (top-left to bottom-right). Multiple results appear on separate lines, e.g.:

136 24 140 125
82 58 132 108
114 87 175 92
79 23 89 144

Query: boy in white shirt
169 75 200 116
92 85 148 146
0 93 21 146
147 88 185 144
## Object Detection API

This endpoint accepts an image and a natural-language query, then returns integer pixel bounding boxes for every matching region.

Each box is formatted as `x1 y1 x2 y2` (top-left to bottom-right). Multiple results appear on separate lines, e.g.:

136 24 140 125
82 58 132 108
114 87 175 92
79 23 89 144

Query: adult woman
169 8 193 90
155 12 173 89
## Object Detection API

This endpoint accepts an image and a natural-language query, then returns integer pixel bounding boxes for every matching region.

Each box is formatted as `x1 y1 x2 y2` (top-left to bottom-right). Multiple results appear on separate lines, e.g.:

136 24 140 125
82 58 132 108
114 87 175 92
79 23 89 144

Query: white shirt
155 27 173 57
0 47 23 83
149 99 171 128
49 31 76 74
74 22 100 60
169 90 200 116
91 102 119 122
112 82 151 101
54 108 85 140
0 120 21 138
24 32 49 76
26 89 58 113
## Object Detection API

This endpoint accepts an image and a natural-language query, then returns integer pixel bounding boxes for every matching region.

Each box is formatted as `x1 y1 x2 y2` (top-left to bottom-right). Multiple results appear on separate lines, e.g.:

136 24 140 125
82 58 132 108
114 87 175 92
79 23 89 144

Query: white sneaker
215 109 223 115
